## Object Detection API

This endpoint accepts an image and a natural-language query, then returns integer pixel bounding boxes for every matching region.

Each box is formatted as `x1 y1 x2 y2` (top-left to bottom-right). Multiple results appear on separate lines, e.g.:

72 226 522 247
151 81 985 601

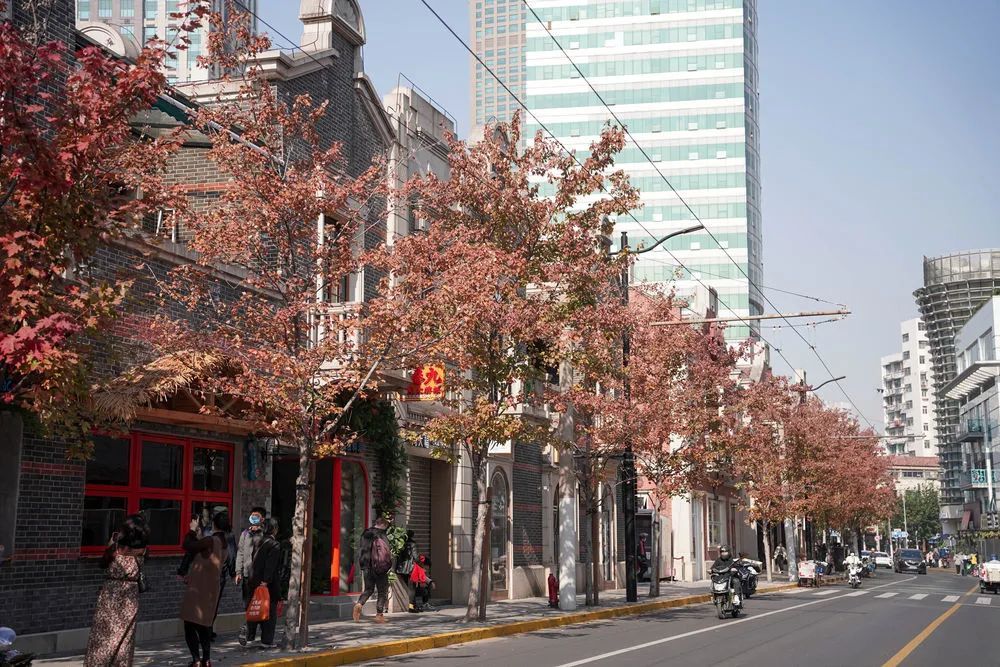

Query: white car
874 551 892 568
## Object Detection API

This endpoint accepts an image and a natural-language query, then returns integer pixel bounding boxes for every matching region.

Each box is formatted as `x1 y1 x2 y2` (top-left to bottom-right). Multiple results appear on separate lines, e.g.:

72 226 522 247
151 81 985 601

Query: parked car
873 551 892 568
894 549 927 574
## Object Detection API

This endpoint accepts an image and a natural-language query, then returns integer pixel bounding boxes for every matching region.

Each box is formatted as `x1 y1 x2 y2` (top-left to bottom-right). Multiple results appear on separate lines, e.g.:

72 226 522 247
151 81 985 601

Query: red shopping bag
246 583 271 623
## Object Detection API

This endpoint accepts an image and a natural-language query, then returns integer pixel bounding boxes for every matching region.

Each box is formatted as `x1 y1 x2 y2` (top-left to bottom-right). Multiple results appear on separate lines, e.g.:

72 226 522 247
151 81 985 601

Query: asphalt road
370 570 990 667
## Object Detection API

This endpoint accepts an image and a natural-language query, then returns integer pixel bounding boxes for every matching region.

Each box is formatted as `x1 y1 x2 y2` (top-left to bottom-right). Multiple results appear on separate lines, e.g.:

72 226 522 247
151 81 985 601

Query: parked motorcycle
0 628 33 666
847 563 863 589
711 567 743 619
734 558 759 598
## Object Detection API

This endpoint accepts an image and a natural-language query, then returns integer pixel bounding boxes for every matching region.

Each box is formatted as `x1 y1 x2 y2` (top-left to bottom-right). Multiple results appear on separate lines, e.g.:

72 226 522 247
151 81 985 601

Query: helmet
719 545 731 558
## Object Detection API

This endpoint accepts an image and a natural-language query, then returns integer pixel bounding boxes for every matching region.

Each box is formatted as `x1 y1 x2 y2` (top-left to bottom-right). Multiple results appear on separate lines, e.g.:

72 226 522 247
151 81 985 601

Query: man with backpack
353 517 393 623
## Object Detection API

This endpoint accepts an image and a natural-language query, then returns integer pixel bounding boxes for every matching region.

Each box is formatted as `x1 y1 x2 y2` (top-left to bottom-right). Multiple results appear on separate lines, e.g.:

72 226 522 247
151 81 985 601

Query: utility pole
612 224 703 603
902 491 908 549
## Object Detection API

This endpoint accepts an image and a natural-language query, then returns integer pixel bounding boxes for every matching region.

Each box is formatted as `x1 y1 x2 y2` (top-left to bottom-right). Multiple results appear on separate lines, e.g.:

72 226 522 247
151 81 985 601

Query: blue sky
260 1 998 429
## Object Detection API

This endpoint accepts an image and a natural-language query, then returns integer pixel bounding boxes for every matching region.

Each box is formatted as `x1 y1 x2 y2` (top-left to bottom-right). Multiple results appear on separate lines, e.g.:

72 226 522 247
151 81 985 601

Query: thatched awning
93 350 242 424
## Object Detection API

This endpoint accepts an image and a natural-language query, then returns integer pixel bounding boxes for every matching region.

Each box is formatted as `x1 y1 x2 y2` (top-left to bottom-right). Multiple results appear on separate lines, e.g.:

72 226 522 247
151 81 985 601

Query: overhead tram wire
520 1 874 427
633 254 847 307
417 0 805 377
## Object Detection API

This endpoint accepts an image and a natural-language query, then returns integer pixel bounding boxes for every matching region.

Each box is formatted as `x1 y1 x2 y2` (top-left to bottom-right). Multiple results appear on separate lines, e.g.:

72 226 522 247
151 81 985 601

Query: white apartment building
880 318 939 456
523 0 763 344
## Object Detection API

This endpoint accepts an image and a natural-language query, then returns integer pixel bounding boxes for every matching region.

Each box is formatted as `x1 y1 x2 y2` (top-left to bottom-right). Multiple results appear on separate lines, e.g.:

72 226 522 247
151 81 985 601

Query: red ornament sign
406 365 445 401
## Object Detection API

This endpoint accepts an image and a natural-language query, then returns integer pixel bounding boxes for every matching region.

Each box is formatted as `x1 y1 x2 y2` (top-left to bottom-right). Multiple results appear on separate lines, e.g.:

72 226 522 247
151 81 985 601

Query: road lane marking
812 589 837 596
975 596 992 605
874 592 897 598
881 582 981 667
941 595 960 602
551 576 917 667
845 591 866 597
908 594 927 600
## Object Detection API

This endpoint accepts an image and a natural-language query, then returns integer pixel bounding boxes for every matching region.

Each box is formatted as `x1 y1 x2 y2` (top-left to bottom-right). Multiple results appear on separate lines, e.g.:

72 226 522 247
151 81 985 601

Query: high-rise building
522 0 762 341
879 318 939 457
469 0 527 141
940 296 1000 534
914 250 1000 534
76 0 257 83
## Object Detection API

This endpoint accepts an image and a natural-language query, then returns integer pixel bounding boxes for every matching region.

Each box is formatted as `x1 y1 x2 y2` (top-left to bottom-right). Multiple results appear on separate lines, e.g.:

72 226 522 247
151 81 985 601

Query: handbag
246 583 271 623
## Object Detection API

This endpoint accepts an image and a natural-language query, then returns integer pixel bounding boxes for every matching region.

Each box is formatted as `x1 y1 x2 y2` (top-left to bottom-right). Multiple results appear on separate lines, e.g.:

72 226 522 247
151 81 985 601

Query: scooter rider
844 550 862 568
711 545 737 574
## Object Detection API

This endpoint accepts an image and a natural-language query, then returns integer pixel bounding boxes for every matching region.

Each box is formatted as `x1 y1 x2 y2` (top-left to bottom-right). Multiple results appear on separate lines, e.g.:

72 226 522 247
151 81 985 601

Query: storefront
271 456 369 596
82 431 235 555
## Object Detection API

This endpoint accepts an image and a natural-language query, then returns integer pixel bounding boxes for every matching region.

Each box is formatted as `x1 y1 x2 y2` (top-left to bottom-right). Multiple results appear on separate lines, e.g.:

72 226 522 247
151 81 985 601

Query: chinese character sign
406 365 445 401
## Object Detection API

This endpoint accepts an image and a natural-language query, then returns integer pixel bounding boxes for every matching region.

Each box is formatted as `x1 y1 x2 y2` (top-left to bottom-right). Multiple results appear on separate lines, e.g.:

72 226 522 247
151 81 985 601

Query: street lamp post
614 223 703 603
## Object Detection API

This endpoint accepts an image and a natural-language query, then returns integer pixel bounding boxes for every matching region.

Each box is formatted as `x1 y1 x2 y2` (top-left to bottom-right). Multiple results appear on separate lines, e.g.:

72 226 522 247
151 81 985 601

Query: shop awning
93 350 243 423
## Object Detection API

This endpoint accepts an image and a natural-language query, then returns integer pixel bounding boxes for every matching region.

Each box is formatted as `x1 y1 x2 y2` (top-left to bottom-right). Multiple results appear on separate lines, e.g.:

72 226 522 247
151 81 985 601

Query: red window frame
83 432 235 556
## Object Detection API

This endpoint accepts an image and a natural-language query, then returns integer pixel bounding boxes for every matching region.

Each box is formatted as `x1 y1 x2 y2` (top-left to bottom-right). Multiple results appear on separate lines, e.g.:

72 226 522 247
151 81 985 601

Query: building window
99 0 112 17
121 0 135 17
83 432 233 554
902 333 909 342
144 0 157 20
902 471 924 478
78 0 90 19
903 351 910 360
707 499 726 547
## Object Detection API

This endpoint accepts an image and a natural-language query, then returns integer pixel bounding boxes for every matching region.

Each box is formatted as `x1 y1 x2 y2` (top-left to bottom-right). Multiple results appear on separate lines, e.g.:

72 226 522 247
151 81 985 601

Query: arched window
490 470 510 596
602 483 614 582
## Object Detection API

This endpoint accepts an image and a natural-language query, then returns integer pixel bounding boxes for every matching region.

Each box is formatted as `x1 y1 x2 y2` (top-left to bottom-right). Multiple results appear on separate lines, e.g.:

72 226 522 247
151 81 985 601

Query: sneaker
375 613 386 624
238 625 248 647
408 604 418 613
352 602 363 622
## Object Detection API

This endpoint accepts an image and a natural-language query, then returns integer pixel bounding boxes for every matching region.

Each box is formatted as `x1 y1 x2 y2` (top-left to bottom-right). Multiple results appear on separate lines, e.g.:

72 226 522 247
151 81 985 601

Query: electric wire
519 0 872 426
417 0 802 377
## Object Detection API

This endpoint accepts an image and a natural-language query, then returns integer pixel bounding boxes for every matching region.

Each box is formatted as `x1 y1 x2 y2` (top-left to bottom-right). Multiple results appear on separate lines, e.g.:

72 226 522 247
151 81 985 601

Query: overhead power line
519 1 873 428
417 0 806 377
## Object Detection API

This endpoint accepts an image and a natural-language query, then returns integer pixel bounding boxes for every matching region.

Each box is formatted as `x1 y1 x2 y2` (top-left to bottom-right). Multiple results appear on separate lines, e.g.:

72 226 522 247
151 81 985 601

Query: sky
259 0 999 430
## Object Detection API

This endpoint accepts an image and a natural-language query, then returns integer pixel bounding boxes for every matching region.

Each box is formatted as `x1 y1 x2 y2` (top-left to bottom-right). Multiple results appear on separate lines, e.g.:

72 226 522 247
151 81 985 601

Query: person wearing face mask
236 507 266 646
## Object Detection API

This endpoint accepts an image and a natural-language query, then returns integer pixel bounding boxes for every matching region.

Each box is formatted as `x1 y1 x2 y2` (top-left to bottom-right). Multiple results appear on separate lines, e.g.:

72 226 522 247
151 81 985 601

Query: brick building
2 0 635 654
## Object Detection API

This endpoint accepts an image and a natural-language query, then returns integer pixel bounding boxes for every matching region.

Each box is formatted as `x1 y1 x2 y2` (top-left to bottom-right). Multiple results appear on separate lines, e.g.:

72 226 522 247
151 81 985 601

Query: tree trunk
590 497 600 605
284 444 312 648
582 500 593 605
784 516 798 582
465 465 489 621
649 512 660 597
762 520 773 583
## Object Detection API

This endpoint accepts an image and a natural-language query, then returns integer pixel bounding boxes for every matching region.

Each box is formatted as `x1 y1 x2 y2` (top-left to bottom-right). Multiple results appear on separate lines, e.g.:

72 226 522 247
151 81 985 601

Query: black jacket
358 526 387 572
710 555 736 574
248 536 282 595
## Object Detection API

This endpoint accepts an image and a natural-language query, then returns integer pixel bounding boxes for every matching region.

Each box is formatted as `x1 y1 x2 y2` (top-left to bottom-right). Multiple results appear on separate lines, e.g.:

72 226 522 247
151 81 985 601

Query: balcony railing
957 419 986 443
959 468 1000 490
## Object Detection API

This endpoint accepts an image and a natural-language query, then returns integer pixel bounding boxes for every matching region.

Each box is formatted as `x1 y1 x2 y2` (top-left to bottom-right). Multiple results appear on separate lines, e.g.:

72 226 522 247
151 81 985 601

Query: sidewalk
35 579 795 666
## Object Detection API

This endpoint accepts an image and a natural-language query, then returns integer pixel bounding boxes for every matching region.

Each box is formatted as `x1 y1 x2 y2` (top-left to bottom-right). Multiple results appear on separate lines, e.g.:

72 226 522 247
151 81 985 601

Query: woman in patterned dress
84 514 149 667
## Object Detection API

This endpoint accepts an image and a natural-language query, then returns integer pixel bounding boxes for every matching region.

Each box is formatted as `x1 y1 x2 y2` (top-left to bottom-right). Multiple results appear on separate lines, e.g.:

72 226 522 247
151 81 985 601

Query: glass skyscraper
470 0 528 142
515 0 763 341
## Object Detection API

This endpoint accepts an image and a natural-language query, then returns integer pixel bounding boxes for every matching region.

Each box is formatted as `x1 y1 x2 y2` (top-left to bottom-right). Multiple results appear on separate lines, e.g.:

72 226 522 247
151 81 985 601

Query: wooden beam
134 407 259 435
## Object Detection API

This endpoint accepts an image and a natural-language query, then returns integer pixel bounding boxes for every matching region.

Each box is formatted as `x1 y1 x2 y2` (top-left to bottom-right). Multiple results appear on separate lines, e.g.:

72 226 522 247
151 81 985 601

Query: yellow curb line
245 584 798 667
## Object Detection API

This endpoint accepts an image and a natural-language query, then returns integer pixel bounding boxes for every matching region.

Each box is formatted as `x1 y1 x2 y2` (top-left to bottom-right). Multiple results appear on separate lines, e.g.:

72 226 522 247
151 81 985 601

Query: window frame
83 431 234 556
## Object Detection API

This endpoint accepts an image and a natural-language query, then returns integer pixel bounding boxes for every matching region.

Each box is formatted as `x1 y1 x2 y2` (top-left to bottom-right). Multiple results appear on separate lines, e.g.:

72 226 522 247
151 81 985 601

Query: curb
246 583 799 667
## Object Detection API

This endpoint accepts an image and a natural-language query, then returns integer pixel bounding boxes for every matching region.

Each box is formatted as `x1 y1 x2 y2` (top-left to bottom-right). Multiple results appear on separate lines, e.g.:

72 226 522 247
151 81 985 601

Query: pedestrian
352 517 393 623
774 545 787 574
971 552 979 576
211 511 236 640
410 555 433 612
826 549 835 575
957 552 964 575
235 507 266 646
243 518 282 649
180 512 229 667
397 529 418 612
84 514 149 667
